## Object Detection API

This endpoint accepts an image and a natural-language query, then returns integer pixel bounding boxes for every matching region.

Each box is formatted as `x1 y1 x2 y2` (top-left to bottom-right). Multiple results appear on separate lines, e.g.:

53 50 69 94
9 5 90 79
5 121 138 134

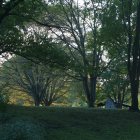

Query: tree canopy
0 0 139 111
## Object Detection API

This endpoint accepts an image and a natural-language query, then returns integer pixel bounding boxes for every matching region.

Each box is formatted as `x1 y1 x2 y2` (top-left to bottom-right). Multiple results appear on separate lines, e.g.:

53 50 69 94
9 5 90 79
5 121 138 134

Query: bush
0 94 8 103
0 93 9 112
0 119 46 140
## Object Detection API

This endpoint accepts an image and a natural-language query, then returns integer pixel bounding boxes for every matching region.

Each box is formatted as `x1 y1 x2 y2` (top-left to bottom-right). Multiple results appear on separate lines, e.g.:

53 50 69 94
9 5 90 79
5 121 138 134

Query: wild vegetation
0 0 139 110
0 0 140 139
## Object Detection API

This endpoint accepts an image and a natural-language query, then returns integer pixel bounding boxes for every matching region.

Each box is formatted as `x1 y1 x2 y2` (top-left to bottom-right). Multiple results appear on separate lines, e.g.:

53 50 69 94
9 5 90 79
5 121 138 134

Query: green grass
0 105 140 140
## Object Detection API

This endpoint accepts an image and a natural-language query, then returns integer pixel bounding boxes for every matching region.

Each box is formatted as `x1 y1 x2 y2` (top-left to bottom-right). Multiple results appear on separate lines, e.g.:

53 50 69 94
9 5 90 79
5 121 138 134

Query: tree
35 0 111 107
122 0 140 111
1 56 68 106
0 0 48 56
102 0 140 111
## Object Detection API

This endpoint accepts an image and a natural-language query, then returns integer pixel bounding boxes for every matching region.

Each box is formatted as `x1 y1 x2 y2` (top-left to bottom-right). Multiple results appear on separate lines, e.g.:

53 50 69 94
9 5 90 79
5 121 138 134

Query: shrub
0 94 9 112
0 86 9 112
0 119 46 140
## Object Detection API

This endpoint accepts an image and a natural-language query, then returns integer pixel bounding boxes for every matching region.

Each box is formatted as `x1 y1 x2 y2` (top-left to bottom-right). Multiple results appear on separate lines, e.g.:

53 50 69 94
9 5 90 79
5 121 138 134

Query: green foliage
101 56 130 106
1 56 68 106
0 0 139 109
8 90 34 106
0 93 9 105
0 0 48 56
0 84 9 112
68 80 87 107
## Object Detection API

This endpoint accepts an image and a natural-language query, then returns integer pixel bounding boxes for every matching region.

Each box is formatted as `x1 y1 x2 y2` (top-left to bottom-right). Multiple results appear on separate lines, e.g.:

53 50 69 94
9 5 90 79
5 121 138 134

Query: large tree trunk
130 1 140 111
34 100 40 106
130 80 139 111
127 1 140 111
83 76 97 107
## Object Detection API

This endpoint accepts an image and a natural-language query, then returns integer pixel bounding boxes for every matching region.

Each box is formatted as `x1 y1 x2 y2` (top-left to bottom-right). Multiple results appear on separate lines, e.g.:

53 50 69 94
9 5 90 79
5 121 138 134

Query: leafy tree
121 0 140 111
101 0 140 111
1 56 68 106
35 0 112 107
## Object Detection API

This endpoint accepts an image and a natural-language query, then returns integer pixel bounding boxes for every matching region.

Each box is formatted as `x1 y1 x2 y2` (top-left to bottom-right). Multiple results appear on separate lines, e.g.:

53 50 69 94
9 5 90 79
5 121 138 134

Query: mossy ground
0 105 140 140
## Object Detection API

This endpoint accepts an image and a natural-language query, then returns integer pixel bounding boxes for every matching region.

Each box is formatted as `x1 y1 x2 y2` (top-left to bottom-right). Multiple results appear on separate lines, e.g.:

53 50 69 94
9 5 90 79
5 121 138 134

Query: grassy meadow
0 105 140 140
